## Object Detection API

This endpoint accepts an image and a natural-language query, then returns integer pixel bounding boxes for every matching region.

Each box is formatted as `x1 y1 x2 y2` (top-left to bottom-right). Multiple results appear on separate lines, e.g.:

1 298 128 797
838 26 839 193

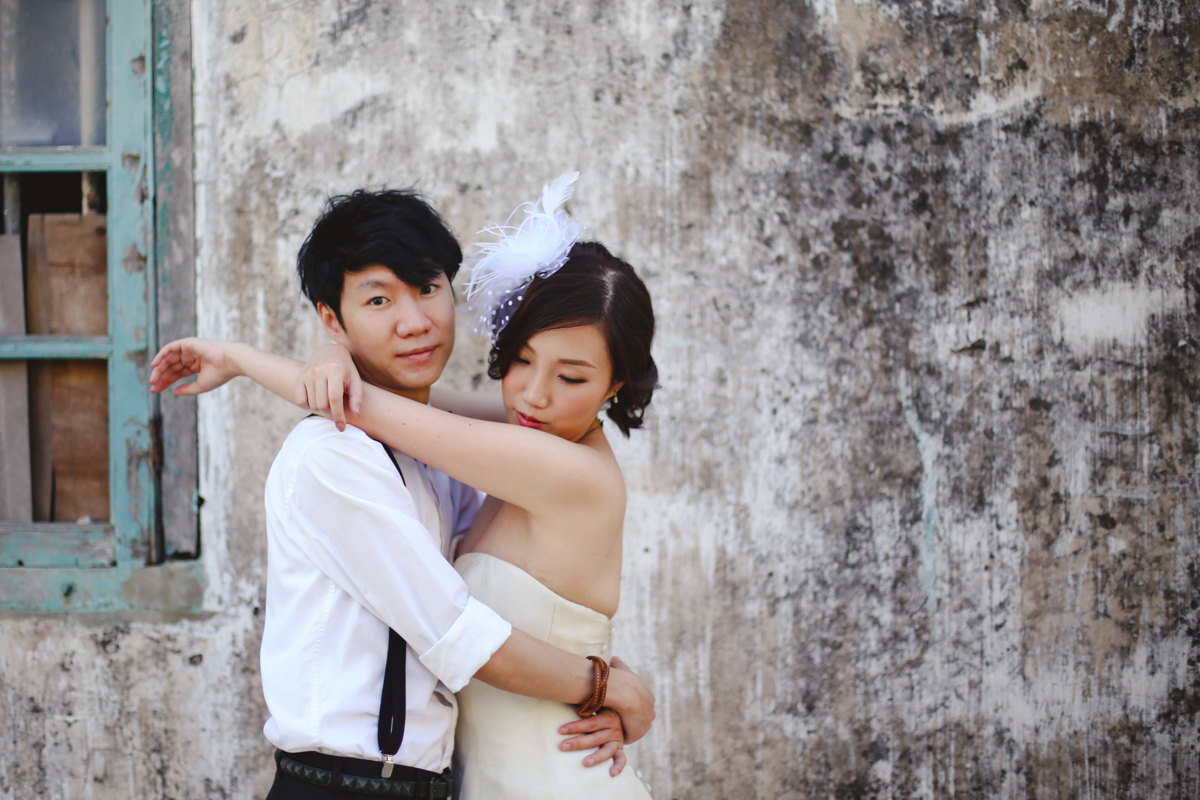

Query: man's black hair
297 188 463 322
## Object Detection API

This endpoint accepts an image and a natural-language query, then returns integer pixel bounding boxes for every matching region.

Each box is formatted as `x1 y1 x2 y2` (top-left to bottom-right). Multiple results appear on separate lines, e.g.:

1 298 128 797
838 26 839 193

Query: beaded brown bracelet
577 655 610 716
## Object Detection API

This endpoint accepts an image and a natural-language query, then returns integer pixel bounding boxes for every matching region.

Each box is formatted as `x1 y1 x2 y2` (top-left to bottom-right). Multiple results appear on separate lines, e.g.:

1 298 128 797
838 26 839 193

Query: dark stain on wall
640 0 1200 797
33 1 1186 797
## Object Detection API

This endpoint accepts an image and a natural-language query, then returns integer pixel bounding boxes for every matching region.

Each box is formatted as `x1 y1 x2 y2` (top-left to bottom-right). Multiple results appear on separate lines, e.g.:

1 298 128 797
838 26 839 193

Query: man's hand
296 344 361 432
149 338 243 397
558 708 628 776
596 656 655 744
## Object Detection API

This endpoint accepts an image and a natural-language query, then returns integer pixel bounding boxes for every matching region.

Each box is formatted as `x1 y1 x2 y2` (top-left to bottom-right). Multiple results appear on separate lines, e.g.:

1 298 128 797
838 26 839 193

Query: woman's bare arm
476 632 655 744
350 380 620 515
149 339 302 401
297 344 508 425
150 339 620 517
429 386 509 423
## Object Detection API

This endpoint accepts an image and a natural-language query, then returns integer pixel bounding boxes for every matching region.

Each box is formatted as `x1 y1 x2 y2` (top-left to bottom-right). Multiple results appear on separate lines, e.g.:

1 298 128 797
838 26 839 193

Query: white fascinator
461 172 585 342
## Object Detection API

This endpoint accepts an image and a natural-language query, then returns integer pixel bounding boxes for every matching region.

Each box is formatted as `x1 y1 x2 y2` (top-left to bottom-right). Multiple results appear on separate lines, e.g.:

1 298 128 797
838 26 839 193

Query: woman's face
501 323 621 442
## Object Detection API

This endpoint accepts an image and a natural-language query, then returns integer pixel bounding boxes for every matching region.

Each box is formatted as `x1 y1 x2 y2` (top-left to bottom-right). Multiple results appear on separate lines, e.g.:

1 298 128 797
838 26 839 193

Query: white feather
541 171 578 216
461 172 585 342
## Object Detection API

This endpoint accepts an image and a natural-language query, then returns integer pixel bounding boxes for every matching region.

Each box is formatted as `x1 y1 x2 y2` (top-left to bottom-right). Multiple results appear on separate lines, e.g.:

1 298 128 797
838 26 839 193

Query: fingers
609 746 627 777
559 727 622 751
558 714 616 735
560 706 625 761
328 362 354 429
348 370 363 417
299 373 324 411
310 368 331 414
172 380 204 397
149 357 195 394
150 339 183 369
296 345 360 426
297 363 354 431
328 375 347 432
583 740 622 769
558 707 629 773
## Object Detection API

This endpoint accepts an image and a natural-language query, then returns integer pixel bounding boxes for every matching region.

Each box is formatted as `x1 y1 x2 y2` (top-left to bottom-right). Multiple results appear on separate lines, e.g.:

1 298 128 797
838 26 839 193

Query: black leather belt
275 750 453 798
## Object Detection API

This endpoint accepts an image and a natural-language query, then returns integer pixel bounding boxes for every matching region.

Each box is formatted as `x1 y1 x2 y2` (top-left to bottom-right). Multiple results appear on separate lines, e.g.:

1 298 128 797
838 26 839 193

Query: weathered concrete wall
3 0 1197 797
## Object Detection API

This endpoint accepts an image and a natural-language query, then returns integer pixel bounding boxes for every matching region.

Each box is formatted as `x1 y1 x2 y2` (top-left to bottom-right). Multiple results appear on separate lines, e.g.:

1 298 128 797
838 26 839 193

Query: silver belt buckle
381 753 395 779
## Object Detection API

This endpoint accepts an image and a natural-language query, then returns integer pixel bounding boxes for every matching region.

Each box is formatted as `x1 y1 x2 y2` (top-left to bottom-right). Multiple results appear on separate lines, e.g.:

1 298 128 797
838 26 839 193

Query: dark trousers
265 750 451 799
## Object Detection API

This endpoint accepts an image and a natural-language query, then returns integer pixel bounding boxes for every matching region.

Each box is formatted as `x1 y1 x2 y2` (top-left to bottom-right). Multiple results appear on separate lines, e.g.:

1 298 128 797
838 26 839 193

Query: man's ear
318 302 349 345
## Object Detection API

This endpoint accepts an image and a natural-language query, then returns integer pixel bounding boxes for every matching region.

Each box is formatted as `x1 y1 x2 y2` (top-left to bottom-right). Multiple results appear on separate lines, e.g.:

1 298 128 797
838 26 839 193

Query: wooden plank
38 214 108 335
154 0 198 559
47 360 109 523
26 214 109 523
25 217 52 521
0 523 114 567
0 234 32 522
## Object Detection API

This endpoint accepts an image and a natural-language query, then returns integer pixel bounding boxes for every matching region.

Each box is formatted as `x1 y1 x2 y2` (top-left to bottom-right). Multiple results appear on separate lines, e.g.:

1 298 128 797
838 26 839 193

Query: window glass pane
0 0 107 148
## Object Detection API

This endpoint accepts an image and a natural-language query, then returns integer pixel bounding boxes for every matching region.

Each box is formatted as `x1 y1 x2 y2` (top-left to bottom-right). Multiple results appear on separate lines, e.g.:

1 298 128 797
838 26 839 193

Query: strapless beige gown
453 552 652 799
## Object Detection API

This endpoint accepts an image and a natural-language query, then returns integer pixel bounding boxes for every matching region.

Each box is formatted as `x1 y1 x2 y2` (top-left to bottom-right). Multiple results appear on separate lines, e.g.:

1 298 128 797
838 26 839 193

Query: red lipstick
516 412 545 429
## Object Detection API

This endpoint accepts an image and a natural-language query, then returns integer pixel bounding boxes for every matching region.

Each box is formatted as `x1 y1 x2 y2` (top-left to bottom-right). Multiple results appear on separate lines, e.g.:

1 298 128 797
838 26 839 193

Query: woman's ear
607 380 625 402
318 302 349 346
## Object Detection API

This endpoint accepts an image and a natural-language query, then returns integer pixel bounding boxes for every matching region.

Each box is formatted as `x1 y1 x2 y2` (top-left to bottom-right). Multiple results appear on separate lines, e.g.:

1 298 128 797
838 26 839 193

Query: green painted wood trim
0 524 115 567
107 0 159 569
0 561 205 612
7 0 208 611
0 150 110 172
0 336 113 359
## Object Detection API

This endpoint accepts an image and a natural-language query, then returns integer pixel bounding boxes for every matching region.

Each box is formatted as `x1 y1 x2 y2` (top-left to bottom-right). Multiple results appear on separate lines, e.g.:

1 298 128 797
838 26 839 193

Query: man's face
319 265 455 404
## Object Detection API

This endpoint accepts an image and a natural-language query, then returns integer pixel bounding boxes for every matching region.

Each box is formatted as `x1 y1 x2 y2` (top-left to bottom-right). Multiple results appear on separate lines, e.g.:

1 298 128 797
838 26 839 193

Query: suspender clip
381 753 395 779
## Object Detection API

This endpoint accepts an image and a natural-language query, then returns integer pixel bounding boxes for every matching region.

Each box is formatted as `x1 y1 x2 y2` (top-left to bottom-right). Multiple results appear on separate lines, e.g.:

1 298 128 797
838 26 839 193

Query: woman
152 175 657 799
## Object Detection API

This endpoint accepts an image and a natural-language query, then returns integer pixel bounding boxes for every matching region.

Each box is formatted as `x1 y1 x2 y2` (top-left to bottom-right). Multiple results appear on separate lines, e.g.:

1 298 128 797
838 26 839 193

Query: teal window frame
0 0 203 613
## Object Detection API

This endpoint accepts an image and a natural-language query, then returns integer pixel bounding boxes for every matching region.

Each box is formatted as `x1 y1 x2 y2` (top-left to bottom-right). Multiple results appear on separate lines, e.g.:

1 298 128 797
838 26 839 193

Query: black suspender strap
377 441 408 778
379 441 408 489
378 628 407 777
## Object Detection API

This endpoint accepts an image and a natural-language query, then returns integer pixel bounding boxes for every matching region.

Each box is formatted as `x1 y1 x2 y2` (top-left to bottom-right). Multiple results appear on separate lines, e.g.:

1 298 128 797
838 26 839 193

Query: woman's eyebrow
558 358 597 368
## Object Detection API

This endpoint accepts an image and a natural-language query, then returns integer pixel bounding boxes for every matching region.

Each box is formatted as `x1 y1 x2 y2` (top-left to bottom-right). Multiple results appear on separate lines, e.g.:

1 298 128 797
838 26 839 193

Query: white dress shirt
260 416 513 773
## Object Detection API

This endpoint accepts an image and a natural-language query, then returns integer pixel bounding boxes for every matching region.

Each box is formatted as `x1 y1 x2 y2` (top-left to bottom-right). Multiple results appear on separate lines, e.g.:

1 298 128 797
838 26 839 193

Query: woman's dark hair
297 188 462 323
487 241 657 437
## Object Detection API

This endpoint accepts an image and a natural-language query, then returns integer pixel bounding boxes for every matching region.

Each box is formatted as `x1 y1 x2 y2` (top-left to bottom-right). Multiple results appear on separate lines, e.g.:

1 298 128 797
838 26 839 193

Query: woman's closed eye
560 375 586 385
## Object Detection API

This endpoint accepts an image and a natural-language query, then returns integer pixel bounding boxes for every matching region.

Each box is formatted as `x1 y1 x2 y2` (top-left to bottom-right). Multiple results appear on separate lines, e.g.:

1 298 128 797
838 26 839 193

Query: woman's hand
149 338 244 397
295 344 362 431
599 656 655 744
558 708 628 776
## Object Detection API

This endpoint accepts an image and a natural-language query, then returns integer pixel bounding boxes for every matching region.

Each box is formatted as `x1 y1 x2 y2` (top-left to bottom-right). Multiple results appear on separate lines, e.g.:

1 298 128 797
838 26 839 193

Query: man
149 189 654 799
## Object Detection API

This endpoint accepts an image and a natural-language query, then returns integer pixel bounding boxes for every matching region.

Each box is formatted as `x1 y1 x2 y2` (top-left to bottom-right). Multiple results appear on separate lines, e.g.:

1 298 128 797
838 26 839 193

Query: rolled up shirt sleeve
420 596 511 691
285 428 512 688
